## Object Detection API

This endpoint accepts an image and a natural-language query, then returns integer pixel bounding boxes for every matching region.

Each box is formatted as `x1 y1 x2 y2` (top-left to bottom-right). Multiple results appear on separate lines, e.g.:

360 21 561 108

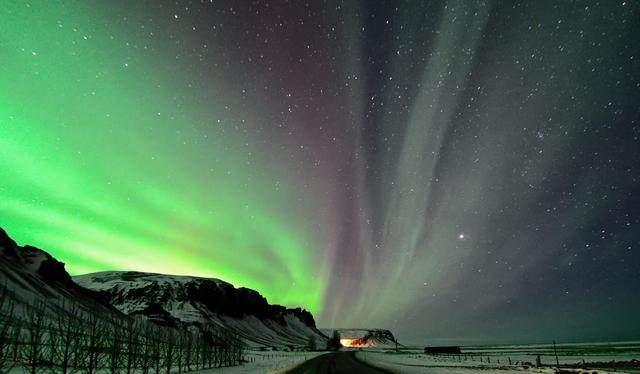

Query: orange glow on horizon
340 339 354 347
340 338 369 348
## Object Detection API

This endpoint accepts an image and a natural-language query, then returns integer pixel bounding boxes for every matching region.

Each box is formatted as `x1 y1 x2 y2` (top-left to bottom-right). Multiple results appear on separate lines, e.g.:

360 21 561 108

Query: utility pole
553 340 559 367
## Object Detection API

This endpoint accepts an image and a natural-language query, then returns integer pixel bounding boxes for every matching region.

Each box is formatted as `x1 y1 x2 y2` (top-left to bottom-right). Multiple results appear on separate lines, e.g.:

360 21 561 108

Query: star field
1 0 639 345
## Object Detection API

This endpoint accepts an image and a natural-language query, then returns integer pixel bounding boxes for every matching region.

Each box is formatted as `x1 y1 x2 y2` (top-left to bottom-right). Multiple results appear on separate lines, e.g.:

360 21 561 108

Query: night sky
1 1 639 345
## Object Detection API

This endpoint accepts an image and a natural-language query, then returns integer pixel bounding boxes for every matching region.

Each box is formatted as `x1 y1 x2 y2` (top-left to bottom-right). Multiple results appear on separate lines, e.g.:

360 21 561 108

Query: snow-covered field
460 341 640 366
5 345 638 373
4 351 324 374
355 351 557 373
199 351 325 373
354 341 640 374
355 351 638 373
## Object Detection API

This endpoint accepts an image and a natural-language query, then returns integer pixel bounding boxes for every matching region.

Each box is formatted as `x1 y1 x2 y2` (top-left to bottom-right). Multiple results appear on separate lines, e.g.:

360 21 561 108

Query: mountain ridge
74 270 328 348
0 226 327 349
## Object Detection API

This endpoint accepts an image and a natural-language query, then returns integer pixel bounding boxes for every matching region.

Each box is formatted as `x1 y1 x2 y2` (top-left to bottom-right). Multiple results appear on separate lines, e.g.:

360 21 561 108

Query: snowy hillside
0 228 112 309
74 271 329 349
0 227 249 373
0 226 327 350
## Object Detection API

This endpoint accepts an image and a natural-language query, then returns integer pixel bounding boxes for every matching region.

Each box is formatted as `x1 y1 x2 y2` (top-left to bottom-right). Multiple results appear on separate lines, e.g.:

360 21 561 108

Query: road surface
287 351 390 374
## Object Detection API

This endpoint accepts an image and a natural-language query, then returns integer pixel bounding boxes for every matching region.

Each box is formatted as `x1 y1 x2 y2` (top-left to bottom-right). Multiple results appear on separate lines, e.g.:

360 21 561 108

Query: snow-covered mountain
0 227 112 308
74 271 328 349
0 226 327 349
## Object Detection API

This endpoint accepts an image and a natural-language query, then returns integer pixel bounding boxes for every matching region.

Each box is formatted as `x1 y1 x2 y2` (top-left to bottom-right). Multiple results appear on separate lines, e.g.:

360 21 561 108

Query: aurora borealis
1 0 639 345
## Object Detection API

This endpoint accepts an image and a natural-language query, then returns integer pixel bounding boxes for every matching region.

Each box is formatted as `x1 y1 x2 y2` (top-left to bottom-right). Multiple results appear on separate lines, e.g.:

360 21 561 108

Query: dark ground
287 351 390 374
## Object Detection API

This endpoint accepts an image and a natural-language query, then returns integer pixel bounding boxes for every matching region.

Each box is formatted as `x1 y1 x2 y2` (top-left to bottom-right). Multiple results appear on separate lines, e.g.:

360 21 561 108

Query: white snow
4 351 324 374
199 351 325 373
356 351 636 374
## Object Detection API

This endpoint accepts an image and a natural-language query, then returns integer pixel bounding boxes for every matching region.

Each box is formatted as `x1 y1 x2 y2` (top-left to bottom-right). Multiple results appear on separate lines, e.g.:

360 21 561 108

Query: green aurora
0 2 324 313
2 0 640 346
